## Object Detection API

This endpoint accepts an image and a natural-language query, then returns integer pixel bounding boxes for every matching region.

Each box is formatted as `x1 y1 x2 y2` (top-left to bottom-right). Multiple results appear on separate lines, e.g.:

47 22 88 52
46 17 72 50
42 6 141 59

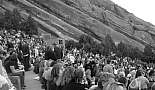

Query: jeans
8 71 25 88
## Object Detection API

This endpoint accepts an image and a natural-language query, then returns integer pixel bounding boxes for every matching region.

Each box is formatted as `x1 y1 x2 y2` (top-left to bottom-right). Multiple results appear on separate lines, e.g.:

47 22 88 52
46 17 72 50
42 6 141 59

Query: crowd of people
0 29 155 90
0 29 44 90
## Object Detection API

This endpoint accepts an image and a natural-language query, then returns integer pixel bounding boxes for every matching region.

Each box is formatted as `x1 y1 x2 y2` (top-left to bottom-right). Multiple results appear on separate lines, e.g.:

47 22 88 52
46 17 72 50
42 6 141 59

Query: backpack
106 82 127 90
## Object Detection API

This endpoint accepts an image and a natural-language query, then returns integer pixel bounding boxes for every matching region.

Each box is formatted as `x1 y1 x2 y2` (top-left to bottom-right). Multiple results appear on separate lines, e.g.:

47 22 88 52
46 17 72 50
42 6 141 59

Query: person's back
128 72 149 90
137 76 149 89
103 64 113 73
62 68 86 90
103 60 113 74
106 82 127 90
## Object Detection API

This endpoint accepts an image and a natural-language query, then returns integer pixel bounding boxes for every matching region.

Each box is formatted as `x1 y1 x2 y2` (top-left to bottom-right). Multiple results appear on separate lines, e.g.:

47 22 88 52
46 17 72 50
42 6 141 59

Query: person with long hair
59 66 75 87
0 49 14 90
62 68 86 90
4 52 25 89
48 63 63 90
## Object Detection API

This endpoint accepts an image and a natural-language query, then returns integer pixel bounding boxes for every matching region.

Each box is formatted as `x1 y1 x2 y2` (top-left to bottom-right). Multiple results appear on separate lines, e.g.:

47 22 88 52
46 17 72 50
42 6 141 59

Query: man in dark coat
44 45 63 61
20 42 30 71
44 46 56 61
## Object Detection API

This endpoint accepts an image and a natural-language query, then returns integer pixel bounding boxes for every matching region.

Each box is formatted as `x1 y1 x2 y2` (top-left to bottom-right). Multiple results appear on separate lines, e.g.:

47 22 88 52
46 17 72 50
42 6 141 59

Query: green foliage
66 35 105 55
20 16 38 35
65 40 77 50
0 9 38 35
142 45 155 63
90 43 104 55
117 42 143 59
117 41 126 57
0 9 22 30
104 34 116 55
144 45 153 57
79 35 94 45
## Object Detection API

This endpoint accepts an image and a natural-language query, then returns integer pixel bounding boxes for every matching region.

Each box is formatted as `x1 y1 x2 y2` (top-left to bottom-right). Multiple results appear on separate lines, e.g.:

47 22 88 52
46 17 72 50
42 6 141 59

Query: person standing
21 42 31 71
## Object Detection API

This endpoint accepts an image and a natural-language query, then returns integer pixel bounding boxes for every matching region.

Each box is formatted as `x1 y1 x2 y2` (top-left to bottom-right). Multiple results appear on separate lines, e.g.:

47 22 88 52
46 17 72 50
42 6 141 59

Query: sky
111 0 155 25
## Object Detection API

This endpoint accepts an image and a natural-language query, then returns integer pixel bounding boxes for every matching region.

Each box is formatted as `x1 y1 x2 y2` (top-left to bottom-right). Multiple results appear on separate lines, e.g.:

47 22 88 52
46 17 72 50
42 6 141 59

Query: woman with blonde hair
59 66 75 87
48 63 63 90
62 68 86 90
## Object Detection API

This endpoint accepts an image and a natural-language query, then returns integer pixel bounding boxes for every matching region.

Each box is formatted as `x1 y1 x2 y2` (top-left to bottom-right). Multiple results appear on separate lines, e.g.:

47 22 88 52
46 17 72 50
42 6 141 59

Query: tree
3 10 13 30
83 43 91 52
65 40 76 50
11 9 22 30
1 9 22 30
144 45 153 57
90 43 104 55
79 35 94 45
20 15 38 35
117 41 126 57
104 34 116 55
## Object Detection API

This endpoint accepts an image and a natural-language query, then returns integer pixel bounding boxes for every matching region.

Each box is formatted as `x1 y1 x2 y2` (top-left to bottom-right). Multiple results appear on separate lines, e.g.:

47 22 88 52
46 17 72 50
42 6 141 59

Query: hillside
1 0 155 50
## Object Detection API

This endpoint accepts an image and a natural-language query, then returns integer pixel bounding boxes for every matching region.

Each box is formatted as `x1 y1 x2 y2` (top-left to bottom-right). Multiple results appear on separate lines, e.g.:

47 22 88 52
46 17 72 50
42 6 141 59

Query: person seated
4 52 26 89
0 49 15 90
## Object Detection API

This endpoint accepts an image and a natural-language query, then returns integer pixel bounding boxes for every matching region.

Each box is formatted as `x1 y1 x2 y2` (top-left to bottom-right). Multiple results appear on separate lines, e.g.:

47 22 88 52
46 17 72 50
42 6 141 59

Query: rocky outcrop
1 0 155 50
58 0 155 48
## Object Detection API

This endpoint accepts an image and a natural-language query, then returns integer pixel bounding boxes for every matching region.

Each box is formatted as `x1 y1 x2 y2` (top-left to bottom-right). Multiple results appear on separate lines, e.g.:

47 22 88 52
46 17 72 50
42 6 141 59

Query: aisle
25 71 43 90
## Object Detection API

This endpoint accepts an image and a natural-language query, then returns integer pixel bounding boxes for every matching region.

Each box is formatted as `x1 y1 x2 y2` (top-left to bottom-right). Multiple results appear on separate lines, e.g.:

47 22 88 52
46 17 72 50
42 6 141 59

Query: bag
106 82 127 90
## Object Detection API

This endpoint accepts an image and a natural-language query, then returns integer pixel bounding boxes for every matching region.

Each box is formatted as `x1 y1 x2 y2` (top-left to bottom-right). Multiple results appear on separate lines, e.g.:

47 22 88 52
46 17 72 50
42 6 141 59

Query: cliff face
1 0 155 50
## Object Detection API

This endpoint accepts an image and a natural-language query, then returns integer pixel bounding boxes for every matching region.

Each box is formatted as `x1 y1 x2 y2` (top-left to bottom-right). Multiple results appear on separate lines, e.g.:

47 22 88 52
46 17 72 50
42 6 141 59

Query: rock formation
1 0 155 50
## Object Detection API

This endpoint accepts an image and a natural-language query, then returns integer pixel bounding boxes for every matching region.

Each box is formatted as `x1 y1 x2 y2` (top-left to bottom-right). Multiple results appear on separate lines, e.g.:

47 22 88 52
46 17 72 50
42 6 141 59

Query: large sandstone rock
58 0 155 49
2 0 155 50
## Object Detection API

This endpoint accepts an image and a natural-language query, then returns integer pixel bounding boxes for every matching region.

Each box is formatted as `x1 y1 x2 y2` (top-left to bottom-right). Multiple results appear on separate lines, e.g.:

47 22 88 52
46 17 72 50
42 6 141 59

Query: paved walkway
25 71 43 90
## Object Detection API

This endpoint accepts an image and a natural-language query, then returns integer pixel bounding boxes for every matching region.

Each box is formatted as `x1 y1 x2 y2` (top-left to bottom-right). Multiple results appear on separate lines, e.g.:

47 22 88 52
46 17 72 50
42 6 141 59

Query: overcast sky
111 0 155 25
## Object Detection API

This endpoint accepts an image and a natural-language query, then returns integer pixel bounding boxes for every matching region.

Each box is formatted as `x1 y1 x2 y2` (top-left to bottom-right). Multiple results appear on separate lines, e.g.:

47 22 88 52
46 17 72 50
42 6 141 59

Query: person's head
51 63 63 83
10 52 18 61
118 71 125 78
107 60 111 64
98 72 115 88
60 66 75 86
